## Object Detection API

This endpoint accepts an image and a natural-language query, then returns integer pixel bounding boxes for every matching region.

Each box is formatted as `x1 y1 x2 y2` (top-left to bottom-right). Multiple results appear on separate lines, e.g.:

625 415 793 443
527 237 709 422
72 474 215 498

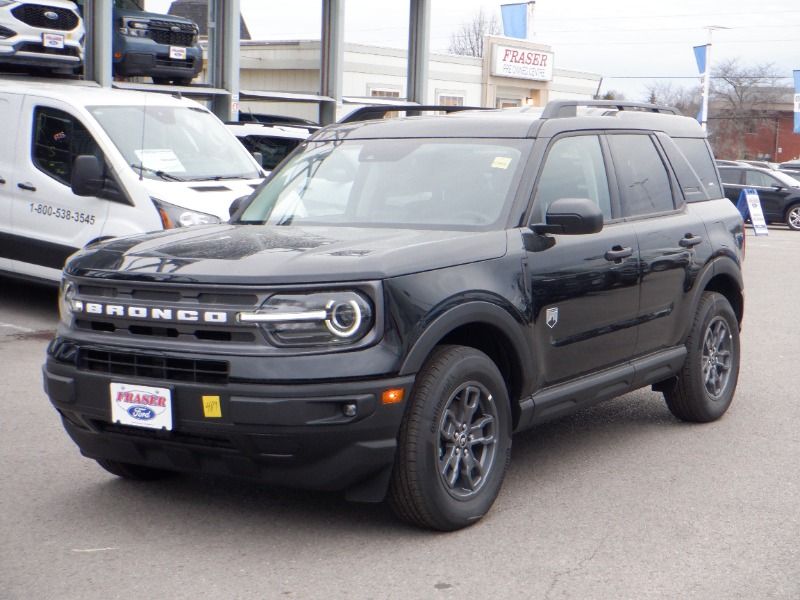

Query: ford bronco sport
44 100 745 530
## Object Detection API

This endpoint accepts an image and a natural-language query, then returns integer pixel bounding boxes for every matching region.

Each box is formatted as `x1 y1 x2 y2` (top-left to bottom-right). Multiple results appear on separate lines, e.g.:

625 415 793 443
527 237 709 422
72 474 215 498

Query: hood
66 225 508 285
143 178 263 220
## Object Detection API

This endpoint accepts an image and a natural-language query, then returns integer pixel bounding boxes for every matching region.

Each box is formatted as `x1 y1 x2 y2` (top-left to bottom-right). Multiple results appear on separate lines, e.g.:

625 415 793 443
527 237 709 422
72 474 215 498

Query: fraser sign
492 44 554 81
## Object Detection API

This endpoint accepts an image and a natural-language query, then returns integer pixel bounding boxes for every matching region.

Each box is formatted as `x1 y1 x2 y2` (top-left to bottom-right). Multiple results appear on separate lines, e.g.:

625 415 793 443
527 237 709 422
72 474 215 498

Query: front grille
147 20 196 46
17 42 80 57
79 348 229 384
11 4 79 30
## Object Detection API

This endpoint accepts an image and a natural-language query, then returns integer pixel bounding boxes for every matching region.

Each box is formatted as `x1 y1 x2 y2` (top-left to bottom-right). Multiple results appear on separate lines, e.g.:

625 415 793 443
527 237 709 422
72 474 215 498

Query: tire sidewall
412 349 511 530
687 294 740 419
786 204 800 231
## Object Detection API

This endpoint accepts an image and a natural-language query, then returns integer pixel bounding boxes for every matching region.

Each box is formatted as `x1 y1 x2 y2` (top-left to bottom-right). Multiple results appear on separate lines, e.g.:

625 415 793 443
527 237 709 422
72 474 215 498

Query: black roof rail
541 100 680 119
338 104 486 124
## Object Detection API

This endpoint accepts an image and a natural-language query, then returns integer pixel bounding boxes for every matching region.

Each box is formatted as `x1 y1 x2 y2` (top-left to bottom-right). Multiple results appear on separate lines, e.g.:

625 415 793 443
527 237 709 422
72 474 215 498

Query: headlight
238 291 374 346
120 20 150 37
58 280 80 327
152 198 221 229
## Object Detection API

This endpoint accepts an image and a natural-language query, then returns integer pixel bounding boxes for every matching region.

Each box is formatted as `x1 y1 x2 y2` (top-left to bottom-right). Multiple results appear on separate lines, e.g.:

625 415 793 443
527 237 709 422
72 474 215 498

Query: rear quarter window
673 137 722 201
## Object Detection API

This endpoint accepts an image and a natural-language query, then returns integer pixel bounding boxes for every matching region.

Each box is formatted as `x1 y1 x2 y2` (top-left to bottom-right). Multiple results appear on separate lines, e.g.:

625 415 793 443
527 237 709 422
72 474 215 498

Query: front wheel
388 345 511 531
664 292 740 422
785 204 800 231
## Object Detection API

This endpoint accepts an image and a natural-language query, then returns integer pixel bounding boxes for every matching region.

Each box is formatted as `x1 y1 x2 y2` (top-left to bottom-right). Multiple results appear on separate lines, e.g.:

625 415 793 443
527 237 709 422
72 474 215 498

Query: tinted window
673 138 721 199
534 135 611 220
238 135 301 170
744 170 779 188
719 168 742 185
656 133 706 203
32 106 101 186
608 134 674 217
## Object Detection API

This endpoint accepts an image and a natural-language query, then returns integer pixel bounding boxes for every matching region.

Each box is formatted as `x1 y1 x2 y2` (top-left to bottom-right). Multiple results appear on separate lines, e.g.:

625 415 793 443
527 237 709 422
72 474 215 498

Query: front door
10 97 110 280
525 133 640 386
0 92 23 276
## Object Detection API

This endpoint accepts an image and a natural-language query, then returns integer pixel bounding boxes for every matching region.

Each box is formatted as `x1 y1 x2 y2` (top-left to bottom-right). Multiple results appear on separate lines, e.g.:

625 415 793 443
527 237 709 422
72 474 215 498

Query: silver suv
0 0 84 72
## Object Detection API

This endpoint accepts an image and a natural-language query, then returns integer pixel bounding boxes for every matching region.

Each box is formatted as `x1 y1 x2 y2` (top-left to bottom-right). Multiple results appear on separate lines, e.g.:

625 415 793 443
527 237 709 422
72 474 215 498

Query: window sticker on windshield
492 157 512 169
134 149 186 173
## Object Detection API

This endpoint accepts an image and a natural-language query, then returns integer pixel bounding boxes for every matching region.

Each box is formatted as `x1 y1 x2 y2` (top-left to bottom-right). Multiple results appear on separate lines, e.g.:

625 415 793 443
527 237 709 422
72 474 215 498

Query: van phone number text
30 203 96 225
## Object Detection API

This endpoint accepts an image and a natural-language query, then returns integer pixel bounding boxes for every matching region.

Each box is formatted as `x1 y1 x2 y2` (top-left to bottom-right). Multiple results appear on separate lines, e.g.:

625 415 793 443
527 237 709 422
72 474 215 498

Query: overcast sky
147 0 800 100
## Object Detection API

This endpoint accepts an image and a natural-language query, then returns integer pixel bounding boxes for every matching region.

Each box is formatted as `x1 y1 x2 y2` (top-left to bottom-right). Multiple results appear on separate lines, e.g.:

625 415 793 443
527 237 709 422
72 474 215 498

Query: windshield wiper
130 164 186 182
185 174 253 182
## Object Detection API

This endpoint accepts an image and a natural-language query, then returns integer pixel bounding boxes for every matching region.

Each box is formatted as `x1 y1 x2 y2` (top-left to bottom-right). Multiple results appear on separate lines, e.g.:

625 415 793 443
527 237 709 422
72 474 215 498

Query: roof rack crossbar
338 104 486 124
540 100 680 119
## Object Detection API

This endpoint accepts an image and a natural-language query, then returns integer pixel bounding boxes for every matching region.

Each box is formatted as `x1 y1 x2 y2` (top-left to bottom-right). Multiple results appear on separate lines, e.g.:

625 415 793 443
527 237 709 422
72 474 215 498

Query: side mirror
229 194 249 218
531 197 604 235
71 155 104 197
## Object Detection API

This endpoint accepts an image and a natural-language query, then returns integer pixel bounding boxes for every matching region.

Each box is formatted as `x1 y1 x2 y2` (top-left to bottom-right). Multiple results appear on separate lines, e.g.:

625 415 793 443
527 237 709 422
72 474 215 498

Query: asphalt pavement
1 227 798 599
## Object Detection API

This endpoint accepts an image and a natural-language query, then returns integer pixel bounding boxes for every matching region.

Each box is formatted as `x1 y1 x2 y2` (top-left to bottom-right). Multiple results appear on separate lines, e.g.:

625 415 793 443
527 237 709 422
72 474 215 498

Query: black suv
719 164 800 230
44 101 745 531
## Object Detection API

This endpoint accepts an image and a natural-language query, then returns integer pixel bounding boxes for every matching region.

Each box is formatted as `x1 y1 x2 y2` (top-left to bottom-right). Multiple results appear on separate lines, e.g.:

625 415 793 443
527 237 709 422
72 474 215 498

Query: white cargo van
0 79 264 283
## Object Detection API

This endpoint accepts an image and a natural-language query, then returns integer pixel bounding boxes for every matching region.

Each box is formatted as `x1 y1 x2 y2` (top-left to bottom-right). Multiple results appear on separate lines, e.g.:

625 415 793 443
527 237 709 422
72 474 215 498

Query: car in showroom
718 164 800 230
0 0 84 73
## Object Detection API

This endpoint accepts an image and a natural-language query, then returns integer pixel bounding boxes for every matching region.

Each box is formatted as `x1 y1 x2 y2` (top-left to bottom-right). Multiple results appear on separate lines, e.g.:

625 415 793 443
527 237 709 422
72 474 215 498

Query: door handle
17 182 36 192
0 176 5 185
604 246 633 262
679 234 703 248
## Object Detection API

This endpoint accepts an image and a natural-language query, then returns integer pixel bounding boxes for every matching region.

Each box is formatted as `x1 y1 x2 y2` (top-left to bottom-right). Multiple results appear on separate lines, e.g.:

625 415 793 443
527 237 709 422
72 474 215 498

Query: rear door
606 132 710 355
0 92 23 276
10 96 110 281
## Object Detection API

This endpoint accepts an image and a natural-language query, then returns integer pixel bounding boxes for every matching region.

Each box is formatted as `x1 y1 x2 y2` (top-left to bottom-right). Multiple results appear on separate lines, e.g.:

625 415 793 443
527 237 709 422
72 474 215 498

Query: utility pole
700 25 729 131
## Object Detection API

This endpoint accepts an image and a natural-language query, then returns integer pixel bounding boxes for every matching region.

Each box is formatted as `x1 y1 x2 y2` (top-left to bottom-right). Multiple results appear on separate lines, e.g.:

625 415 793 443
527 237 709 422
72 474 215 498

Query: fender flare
398 301 534 392
682 255 744 341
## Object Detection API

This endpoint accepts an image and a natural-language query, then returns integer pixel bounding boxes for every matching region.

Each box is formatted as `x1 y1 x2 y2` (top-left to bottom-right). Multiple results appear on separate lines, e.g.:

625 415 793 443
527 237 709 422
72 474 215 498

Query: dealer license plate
169 46 187 60
110 382 172 430
43 33 64 49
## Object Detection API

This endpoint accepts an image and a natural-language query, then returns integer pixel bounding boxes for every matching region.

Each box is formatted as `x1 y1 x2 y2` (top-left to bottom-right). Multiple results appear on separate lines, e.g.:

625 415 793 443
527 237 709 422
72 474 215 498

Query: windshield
238 138 530 229
772 170 800 187
89 105 261 181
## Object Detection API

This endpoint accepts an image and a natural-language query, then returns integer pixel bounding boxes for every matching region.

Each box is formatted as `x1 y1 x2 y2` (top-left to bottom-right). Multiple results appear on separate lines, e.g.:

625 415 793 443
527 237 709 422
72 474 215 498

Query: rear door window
607 134 675 217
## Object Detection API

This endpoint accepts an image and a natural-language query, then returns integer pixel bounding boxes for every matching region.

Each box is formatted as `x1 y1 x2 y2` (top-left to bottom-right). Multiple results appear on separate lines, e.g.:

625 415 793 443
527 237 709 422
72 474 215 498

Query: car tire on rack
388 345 511 531
95 458 174 481
663 291 740 423
785 204 800 231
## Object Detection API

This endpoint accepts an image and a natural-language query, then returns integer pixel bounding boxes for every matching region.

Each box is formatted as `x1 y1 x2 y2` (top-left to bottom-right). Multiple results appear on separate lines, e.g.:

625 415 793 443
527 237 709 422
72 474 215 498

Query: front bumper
44 341 414 501
0 38 83 67
113 39 202 79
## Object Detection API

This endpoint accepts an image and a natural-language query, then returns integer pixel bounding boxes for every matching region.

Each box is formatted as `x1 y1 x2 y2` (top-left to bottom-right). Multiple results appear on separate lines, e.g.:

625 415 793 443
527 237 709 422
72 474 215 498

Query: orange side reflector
382 388 404 405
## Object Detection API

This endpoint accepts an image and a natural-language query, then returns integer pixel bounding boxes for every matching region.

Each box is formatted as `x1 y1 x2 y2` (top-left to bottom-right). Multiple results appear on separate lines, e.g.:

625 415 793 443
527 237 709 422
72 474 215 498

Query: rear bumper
44 347 414 500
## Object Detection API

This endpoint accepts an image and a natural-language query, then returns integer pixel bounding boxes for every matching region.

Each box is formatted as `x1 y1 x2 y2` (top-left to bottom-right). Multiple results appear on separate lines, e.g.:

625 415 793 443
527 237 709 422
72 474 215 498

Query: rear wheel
95 459 173 481
389 345 511 531
786 204 800 231
664 292 740 422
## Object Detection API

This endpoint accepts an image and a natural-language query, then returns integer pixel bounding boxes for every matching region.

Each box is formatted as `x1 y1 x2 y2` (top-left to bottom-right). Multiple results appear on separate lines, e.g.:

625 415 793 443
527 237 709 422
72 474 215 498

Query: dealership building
234 35 601 121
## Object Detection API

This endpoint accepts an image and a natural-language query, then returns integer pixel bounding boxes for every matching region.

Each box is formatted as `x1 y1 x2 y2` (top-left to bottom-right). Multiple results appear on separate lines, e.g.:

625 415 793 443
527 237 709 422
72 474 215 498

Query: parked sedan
719 165 800 230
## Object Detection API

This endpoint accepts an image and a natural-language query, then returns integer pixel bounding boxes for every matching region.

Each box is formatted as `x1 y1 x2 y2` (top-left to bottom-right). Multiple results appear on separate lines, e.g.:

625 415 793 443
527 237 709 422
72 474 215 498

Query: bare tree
597 90 626 101
448 8 500 58
709 59 784 159
642 81 700 117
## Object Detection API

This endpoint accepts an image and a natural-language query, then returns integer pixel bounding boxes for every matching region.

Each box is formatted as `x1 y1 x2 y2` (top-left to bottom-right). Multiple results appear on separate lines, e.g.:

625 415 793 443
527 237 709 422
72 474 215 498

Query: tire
173 77 194 86
785 204 800 231
95 458 173 481
388 345 512 531
152 77 171 86
664 292 740 422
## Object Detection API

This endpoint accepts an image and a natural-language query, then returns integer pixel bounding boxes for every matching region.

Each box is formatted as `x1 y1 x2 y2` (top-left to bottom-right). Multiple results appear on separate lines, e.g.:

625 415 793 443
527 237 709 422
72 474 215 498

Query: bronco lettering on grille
74 301 228 323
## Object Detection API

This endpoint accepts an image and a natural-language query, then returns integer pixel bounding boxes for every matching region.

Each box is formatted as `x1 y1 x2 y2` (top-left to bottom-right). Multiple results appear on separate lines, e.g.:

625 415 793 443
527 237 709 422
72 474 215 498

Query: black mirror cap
71 155 104 197
532 197 604 235
229 194 250 219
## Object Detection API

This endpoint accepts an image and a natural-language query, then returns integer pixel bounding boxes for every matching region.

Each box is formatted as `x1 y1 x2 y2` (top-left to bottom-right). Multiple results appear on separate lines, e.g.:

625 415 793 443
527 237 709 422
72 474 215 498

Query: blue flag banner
793 70 800 134
501 3 527 39
693 45 708 124
693 45 707 75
